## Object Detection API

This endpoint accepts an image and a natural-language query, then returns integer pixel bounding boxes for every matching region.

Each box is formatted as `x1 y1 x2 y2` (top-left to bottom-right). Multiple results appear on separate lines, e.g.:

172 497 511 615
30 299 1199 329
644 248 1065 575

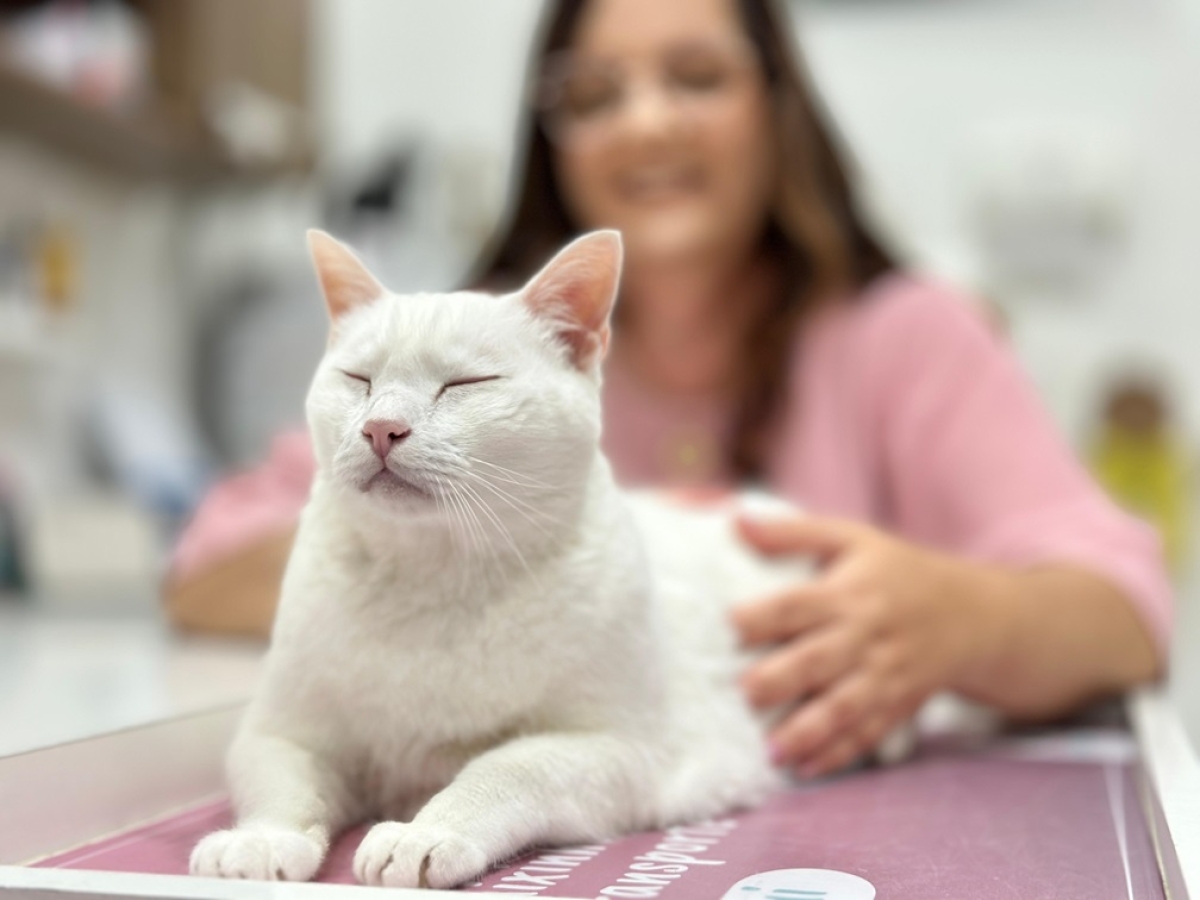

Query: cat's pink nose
362 419 412 460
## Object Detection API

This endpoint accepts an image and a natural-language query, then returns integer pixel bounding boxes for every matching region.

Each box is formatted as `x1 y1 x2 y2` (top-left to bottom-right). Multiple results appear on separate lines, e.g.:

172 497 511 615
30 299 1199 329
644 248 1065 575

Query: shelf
0 63 301 183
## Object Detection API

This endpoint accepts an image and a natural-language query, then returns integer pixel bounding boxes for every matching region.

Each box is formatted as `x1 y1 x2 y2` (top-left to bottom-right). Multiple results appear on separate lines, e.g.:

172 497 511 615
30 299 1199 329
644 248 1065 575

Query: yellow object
36 223 78 314
1089 429 1191 574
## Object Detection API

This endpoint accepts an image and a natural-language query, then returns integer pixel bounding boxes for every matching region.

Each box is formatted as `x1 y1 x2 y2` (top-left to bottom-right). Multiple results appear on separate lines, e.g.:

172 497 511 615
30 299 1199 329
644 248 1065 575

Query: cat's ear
520 230 623 370
307 229 387 322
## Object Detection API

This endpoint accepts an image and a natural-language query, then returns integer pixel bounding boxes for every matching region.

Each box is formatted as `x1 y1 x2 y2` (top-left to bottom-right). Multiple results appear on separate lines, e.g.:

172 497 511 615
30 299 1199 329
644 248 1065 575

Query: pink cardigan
172 275 1172 653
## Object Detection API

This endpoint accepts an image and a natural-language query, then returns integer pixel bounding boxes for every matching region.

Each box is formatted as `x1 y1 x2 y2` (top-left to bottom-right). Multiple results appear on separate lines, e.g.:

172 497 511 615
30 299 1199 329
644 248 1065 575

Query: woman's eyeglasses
536 41 762 145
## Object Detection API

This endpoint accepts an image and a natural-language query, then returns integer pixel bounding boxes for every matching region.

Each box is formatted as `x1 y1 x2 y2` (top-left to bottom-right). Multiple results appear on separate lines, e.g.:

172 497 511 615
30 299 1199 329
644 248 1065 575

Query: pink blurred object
3 0 149 110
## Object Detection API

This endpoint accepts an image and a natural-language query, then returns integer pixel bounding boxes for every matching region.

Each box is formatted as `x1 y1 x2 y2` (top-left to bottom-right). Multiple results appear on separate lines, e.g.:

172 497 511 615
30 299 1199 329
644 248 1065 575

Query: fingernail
768 740 787 765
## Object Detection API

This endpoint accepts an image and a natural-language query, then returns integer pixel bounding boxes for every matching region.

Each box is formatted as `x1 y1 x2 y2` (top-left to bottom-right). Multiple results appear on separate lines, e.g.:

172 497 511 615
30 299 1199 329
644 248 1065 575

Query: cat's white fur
190 230 817 889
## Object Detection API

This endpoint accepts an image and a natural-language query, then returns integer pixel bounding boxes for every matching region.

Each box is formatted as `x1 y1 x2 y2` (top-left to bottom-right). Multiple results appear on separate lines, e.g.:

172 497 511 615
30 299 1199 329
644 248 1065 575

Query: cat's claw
189 826 324 881
353 821 489 889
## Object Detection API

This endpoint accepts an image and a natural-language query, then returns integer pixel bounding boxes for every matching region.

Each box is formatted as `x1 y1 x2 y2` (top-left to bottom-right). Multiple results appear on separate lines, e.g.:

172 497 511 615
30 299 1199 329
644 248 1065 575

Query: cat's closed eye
340 371 372 395
436 375 502 401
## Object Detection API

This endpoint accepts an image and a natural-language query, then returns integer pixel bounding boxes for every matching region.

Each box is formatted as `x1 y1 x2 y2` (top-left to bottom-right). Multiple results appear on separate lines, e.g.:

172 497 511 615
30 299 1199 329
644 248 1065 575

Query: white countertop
0 603 264 757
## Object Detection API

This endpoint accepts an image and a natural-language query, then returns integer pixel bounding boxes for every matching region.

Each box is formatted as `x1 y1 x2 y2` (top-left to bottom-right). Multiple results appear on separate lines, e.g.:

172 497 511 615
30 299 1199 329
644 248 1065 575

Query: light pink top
171 275 1172 653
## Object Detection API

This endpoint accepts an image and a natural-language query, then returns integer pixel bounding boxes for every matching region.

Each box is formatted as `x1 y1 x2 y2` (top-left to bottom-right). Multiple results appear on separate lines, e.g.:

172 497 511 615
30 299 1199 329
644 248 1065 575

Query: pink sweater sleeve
863 282 1173 655
169 430 315 581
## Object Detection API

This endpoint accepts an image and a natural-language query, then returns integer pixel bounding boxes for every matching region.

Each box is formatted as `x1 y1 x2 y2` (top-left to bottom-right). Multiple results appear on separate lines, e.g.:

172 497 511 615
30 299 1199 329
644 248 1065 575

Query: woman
168 0 1168 779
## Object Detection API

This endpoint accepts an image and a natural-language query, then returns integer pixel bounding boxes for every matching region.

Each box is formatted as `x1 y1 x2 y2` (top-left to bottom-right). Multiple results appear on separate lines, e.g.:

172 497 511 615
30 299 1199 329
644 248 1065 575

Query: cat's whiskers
431 474 471 555
439 475 495 587
439 475 508 589
455 478 543 591
460 469 563 537
455 478 514 539
465 456 559 491
430 475 472 596
464 469 559 515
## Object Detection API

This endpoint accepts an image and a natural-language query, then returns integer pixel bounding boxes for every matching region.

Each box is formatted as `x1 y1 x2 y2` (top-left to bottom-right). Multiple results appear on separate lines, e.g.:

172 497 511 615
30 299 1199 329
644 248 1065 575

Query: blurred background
1 0 1199 749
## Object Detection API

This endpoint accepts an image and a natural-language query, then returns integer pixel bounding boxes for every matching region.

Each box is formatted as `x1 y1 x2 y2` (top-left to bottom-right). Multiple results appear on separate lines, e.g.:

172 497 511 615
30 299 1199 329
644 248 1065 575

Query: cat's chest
278 588 571 747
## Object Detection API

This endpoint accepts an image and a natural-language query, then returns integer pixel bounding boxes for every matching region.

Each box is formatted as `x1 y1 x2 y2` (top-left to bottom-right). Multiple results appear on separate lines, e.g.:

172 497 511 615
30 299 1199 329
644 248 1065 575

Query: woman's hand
731 514 999 777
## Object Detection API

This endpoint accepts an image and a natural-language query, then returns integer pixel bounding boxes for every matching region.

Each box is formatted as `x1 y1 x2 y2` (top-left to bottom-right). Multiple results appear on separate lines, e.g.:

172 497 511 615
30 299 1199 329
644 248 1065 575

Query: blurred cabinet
0 0 312 181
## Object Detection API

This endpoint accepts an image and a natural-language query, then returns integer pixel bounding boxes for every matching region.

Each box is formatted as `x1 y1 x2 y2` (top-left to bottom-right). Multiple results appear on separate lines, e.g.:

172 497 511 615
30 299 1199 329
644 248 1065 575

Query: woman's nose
619 80 680 139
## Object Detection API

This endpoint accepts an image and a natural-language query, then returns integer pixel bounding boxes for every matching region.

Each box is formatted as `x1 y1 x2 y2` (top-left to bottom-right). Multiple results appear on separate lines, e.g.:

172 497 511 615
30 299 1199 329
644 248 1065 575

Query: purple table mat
33 752 1164 899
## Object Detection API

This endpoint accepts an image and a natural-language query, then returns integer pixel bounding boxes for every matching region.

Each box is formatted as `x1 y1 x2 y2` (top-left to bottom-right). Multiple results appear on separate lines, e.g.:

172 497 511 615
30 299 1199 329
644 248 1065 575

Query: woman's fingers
731 584 839 646
795 706 901 777
736 514 866 561
775 677 925 776
769 669 876 764
740 625 864 710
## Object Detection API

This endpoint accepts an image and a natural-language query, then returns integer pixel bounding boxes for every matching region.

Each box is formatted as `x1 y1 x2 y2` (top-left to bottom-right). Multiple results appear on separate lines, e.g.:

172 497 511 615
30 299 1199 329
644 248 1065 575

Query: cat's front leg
191 731 358 881
354 732 659 889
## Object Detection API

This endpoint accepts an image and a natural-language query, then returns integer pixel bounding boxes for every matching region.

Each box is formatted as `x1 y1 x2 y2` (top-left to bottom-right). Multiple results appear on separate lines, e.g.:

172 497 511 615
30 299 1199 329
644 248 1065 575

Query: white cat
189 230 817 890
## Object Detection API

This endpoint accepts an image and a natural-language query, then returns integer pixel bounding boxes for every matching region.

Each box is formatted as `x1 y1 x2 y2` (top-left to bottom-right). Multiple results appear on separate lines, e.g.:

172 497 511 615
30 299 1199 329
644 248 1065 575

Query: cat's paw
353 821 490 889
189 826 324 881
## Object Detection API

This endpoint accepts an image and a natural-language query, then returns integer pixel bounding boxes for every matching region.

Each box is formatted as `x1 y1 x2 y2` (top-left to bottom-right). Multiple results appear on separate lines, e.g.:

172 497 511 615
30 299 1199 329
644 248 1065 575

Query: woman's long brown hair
471 0 895 480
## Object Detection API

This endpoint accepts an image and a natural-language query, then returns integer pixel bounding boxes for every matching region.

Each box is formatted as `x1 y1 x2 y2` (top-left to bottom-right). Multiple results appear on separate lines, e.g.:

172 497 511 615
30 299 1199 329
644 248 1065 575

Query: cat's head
304 229 622 530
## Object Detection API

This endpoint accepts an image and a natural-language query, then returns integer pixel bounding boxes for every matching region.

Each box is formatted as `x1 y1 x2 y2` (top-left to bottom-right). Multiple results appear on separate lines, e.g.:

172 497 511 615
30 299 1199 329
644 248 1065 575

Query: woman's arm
866 281 1173 659
956 562 1161 719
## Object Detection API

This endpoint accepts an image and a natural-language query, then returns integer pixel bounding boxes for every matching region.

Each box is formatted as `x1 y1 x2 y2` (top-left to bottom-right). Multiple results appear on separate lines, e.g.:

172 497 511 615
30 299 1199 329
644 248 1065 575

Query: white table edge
1128 688 1200 897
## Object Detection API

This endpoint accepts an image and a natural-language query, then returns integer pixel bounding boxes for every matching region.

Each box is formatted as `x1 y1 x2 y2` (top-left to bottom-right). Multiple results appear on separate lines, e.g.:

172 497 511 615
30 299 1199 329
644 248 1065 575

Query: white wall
313 0 543 176
795 0 1200 440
